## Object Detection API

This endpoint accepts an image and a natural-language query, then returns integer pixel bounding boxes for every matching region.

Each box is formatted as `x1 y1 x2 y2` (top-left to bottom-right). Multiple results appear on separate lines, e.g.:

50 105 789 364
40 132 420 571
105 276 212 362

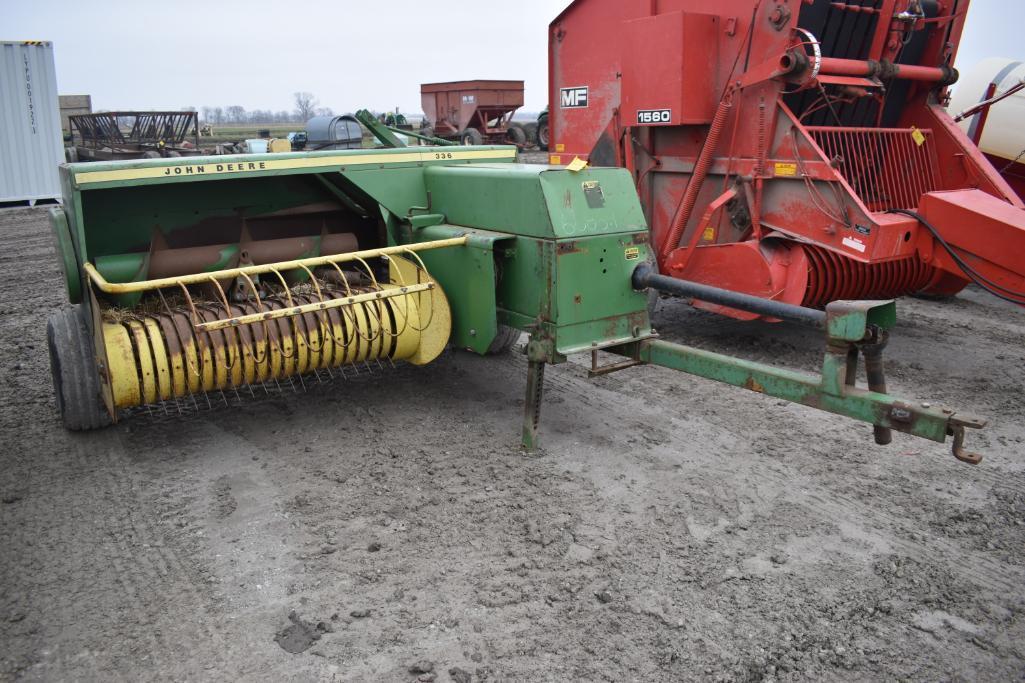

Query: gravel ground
1 204 1023 682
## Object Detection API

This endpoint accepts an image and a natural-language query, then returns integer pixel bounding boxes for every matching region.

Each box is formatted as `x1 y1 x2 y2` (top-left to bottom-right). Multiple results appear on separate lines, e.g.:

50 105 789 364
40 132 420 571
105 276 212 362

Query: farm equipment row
68 111 200 162
47 146 984 464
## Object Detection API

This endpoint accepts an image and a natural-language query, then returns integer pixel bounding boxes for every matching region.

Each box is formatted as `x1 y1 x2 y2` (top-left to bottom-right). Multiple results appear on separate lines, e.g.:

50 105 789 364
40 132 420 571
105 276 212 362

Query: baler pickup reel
79 239 457 419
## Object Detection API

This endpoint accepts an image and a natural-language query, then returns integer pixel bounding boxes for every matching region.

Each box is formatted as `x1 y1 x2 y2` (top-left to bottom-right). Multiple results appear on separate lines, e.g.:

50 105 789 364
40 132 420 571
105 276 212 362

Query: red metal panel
621 12 719 127
420 80 524 135
920 189 1025 297
548 0 1025 317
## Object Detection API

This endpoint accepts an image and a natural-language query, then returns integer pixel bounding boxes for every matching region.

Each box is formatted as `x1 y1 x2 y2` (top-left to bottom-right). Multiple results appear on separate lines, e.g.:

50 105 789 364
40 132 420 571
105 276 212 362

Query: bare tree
316 107 334 117
226 105 246 123
201 106 214 123
294 92 318 122
212 107 224 124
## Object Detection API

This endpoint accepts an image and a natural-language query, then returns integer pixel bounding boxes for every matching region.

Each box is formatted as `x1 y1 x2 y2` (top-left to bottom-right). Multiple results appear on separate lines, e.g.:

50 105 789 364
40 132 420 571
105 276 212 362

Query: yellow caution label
774 162 798 177
624 247 640 261
556 144 565 152
73 148 518 186
702 226 716 242
549 155 562 165
911 127 926 147
566 156 588 172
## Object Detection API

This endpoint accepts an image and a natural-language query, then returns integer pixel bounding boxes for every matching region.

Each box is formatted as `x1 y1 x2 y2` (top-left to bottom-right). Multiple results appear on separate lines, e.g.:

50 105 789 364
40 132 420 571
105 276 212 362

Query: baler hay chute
548 0 1025 317
48 146 986 462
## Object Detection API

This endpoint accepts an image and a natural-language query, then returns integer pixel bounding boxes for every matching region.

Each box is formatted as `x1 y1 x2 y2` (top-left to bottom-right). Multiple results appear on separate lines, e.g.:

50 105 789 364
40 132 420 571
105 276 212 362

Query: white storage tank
949 58 1025 166
0 41 64 205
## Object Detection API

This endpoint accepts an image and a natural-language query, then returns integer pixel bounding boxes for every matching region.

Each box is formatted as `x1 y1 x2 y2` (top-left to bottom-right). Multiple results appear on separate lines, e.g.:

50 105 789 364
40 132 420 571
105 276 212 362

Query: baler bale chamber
47 146 986 462
548 0 1025 317
421 80 527 146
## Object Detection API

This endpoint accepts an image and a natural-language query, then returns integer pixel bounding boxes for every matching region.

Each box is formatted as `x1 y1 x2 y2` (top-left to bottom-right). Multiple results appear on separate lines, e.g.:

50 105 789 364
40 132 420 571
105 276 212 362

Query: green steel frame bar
608 338 984 453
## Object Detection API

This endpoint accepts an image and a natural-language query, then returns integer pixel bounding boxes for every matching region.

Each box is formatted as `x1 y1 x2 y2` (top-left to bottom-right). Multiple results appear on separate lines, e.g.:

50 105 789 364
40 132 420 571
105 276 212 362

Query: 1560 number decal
637 109 672 125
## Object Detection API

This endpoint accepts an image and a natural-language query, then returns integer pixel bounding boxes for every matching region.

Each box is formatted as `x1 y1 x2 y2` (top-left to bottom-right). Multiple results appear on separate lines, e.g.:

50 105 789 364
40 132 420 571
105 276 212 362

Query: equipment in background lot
305 115 363 150
949 58 1025 201
243 139 269 154
267 138 291 153
536 107 550 151
354 110 457 148
59 95 92 136
0 41 64 206
69 111 201 161
548 0 1025 316
421 80 528 147
46 146 985 465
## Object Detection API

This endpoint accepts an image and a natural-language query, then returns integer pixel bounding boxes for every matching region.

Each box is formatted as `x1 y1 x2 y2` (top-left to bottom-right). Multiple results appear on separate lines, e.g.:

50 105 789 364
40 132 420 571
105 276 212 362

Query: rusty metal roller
97 256 450 410
798 244 936 309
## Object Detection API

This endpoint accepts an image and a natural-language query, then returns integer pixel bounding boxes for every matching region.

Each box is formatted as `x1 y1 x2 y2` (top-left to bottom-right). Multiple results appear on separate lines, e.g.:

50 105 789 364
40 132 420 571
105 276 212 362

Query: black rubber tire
537 114 550 152
522 122 539 146
142 150 161 159
47 306 111 431
461 128 484 146
506 124 527 146
486 325 521 355
64 146 78 163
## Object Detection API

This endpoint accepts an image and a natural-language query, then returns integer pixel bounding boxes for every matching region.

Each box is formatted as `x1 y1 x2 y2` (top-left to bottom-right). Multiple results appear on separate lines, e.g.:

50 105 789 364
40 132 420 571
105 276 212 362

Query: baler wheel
522 122 538 146
487 325 521 355
461 128 483 146
47 306 111 431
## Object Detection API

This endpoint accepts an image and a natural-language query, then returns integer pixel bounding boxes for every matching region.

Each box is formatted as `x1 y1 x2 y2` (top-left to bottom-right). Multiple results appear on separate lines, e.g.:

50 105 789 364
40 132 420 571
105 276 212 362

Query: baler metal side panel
413 225 511 355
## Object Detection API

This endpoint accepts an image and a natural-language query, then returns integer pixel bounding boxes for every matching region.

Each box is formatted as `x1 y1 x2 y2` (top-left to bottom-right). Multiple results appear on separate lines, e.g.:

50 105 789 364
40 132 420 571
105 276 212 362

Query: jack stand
522 359 545 452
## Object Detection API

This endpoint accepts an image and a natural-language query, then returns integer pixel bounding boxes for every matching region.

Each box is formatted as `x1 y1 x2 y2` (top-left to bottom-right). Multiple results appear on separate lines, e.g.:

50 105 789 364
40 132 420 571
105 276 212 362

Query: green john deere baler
46 145 985 462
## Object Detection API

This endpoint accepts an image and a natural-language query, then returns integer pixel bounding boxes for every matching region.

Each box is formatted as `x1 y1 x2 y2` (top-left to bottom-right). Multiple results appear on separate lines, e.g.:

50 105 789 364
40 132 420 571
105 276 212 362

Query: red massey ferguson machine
548 0 1025 316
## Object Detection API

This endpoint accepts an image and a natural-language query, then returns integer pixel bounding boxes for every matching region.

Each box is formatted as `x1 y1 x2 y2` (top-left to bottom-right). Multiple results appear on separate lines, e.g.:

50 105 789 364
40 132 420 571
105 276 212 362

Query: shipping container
0 41 64 205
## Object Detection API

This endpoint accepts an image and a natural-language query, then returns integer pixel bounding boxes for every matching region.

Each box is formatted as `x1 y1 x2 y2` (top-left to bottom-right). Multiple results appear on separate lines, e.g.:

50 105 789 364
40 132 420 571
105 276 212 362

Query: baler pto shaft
632 264 826 327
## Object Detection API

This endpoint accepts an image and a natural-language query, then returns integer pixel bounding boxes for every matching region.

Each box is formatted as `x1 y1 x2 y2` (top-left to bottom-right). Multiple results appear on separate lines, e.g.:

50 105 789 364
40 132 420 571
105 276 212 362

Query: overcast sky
2 0 1018 116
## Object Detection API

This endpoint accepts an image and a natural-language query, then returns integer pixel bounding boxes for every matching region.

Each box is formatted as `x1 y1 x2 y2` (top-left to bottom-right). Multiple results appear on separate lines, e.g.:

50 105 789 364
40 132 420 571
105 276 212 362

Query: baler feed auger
548 0 1025 317
48 147 985 463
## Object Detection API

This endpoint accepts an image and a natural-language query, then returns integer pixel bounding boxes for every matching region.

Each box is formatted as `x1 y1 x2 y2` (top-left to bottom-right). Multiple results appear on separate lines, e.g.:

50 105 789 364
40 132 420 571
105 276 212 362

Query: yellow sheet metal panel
126 320 158 405
101 322 141 409
391 256 451 366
